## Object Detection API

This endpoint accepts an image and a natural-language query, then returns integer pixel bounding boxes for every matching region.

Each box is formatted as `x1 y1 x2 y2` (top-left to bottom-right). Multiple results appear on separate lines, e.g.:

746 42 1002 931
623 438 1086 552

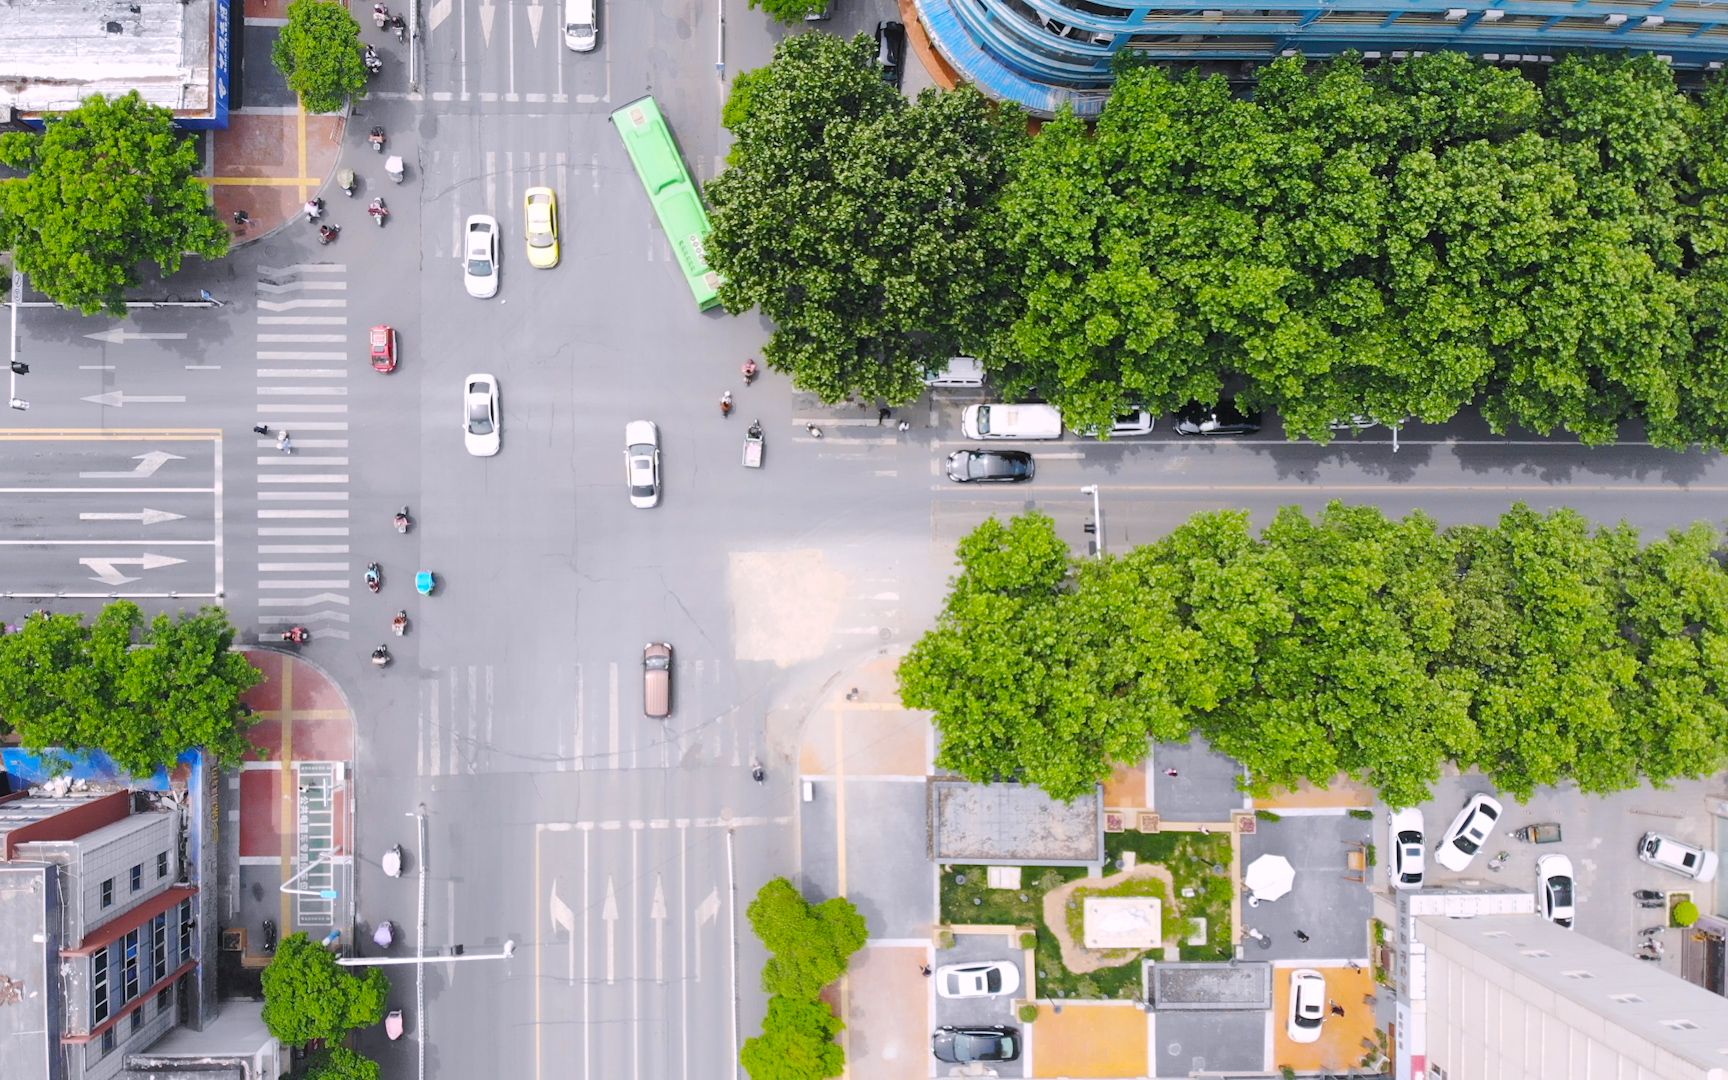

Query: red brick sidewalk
206 0 349 244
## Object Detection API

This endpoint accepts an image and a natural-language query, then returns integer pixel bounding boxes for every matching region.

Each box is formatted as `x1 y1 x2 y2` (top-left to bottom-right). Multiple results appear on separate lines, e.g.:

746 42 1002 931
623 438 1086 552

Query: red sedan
369 324 397 373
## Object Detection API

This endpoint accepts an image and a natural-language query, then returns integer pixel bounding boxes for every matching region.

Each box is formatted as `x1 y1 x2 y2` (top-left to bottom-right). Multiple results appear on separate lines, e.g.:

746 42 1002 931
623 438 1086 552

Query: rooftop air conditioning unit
1644 14 1664 24
1445 8 1467 19
1604 12 1627 25
1480 9 1504 20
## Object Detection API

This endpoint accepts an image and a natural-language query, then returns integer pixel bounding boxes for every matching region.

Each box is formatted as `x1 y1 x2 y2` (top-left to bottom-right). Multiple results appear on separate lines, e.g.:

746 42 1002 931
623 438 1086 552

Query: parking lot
932 930 1027 1077
1412 773 1727 966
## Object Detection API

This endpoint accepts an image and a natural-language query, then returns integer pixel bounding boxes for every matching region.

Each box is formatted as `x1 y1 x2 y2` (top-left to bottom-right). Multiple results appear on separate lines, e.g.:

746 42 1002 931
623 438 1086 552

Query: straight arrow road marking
480 0 496 44
693 888 720 982
85 328 189 344
603 876 618 986
526 0 544 44
80 508 186 525
428 0 453 30
650 875 666 985
79 451 185 479
81 391 188 408
80 552 186 586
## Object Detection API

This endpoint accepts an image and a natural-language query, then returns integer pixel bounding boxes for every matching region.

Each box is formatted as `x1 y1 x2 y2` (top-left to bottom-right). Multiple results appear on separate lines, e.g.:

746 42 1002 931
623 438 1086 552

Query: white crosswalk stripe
249 264 353 640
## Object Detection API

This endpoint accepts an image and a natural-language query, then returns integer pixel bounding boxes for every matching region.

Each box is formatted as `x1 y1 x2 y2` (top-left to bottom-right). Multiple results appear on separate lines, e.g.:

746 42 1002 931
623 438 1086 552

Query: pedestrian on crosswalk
276 430 293 455
252 423 269 435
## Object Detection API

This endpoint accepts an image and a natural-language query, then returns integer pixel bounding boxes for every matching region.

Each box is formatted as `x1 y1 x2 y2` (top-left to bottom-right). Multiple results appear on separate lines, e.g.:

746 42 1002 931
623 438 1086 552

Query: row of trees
898 505 1728 808
709 38 1728 448
740 877 867 1080
0 1 372 315
0 604 262 774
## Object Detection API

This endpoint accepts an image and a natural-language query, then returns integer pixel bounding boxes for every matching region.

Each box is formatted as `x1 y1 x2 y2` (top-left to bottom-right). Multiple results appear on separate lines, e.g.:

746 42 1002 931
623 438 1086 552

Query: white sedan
463 214 500 298
462 373 500 457
1435 793 1503 872
1287 969 1325 1044
1536 854 1576 929
935 961 1020 999
624 420 661 508
1386 807 1425 891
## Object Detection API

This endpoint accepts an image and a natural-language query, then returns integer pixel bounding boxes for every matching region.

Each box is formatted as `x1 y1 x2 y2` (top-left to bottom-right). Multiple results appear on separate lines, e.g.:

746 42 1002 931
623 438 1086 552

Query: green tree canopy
707 32 1026 405
747 0 829 21
740 995 845 1080
747 877 866 999
902 505 1728 806
0 92 228 316
304 1047 382 1080
273 0 369 114
261 932 389 1046
0 603 262 774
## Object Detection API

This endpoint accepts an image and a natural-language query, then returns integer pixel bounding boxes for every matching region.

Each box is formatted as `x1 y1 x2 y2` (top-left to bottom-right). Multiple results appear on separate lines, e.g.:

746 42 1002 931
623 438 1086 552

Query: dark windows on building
157 851 168 879
157 986 173 1016
92 947 111 1023
100 878 114 908
101 1028 116 1055
123 929 140 1003
152 914 167 979
130 863 142 892
178 899 193 960
130 1007 143 1033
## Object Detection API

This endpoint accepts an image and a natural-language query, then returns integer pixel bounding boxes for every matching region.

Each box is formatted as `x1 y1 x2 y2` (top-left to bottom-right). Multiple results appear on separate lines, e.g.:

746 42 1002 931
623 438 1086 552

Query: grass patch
938 831 1237 1002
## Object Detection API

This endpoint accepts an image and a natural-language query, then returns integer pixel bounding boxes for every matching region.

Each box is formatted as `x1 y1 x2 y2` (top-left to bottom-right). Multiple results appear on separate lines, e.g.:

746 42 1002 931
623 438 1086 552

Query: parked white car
1287 969 1325 1044
1386 808 1425 891
463 214 500 298
1638 832 1719 882
935 961 1020 999
1536 854 1576 928
1435 793 1502 872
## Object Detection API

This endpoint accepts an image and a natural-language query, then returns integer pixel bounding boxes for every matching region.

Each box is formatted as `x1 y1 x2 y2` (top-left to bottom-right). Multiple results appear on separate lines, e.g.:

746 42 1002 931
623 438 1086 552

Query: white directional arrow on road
694 887 720 982
85 328 189 344
525 0 544 45
79 452 185 480
479 0 496 44
549 879 577 984
650 874 667 985
602 876 618 986
427 0 452 30
81 390 187 408
80 552 186 586
80 508 186 526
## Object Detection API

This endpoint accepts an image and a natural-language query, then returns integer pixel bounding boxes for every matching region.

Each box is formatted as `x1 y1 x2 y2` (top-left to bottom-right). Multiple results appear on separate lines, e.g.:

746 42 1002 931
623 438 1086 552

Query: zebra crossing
414 658 756 778
250 264 353 641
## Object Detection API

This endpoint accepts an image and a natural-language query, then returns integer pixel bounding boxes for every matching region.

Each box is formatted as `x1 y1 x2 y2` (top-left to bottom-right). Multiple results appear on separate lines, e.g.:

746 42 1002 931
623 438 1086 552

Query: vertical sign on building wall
212 0 231 129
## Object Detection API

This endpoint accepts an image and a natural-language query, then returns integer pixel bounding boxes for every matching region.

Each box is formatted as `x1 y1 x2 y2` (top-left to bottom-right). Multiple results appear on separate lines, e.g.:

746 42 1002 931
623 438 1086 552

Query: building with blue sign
0 0 233 131
914 0 1728 117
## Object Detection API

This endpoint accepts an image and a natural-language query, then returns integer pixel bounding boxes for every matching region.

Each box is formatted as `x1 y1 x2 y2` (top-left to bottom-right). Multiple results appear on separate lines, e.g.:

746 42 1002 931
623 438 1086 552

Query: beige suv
642 642 673 718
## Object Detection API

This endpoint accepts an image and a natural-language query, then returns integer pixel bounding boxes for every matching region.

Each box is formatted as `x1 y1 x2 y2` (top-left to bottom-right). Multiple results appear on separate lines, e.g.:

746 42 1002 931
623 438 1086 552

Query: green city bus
609 95 723 310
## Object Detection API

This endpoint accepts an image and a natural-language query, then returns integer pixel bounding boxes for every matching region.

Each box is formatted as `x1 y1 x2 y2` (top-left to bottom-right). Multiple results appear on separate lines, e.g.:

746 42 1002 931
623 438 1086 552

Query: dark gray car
932 1026 1019 1064
945 449 1034 484
875 20 905 88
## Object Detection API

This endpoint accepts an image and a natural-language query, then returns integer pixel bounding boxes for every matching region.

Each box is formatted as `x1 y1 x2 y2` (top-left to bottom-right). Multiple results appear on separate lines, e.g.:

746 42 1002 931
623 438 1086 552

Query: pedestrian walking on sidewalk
877 407 891 425
1329 1003 1345 1018
1163 768 1179 778
1295 930 1310 943
919 963 932 977
896 420 910 432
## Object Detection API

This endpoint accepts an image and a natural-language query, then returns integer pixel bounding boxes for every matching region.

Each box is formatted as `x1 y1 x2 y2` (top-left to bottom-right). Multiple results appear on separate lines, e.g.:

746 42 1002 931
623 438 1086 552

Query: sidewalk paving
204 0 357 244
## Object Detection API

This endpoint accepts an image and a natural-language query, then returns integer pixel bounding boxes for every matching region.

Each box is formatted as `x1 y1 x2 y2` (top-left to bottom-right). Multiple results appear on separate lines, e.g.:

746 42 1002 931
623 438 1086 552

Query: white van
564 0 598 51
924 356 985 389
961 403 1063 441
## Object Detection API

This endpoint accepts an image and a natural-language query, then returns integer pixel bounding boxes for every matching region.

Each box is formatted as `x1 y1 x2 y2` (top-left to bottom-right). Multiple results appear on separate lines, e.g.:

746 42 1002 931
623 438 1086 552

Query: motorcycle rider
719 390 733 417
741 358 758 384
368 197 389 222
392 611 408 634
318 224 340 245
371 644 392 667
393 508 411 532
365 562 381 592
303 198 322 222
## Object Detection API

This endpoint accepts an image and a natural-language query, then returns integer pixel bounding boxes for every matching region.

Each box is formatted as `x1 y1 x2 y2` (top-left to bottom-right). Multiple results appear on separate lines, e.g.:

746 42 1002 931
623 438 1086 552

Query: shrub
1017 1003 1040 1023
1673 900 1700 927
1018 931 1037 950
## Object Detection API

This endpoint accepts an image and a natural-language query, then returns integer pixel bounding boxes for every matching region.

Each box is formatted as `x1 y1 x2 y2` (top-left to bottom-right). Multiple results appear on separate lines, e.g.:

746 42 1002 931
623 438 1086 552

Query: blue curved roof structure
918 0 1728 117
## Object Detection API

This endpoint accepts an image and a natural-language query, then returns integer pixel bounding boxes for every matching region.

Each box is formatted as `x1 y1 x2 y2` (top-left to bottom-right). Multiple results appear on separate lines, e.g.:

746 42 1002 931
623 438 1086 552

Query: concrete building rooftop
928 778 1102 864
0 0 215 117
0 864 56 1080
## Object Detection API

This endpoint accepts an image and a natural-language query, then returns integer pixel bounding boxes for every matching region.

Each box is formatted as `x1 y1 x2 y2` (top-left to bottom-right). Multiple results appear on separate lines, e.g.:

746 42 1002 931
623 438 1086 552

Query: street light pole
407 804 427 1080
1079 485 1103 558
7 267 26 413
336 940 515 968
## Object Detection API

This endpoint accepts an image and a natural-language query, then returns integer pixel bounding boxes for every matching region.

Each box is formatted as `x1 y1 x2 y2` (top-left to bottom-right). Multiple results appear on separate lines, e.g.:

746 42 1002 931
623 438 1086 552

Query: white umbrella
1244 854 1295 902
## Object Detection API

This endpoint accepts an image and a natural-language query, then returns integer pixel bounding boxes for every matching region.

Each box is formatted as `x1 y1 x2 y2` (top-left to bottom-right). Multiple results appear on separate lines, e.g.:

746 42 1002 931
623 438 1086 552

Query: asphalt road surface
6 2 1728 1079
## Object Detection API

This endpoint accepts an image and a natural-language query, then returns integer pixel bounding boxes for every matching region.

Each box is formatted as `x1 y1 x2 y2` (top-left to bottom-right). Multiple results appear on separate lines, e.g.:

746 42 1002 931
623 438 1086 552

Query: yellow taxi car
523 187 559 269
